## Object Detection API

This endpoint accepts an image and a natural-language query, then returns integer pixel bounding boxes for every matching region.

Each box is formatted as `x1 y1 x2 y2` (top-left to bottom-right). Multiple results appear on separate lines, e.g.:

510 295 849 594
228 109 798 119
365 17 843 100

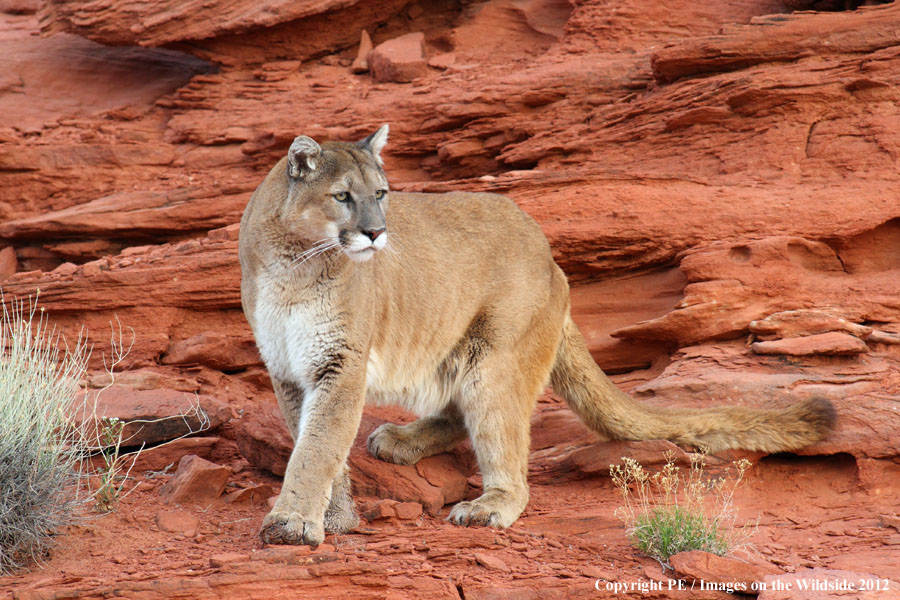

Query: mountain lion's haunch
239 125 835 546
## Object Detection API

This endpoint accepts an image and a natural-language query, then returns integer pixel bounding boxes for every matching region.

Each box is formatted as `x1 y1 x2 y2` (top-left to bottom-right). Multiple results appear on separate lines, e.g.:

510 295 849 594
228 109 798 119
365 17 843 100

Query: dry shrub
0 295 88 574
610 449 758 569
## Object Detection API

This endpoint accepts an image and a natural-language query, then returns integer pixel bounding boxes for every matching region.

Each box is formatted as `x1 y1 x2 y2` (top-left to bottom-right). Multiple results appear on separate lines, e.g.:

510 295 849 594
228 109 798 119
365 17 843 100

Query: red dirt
2 0 900 597
4 398 899 599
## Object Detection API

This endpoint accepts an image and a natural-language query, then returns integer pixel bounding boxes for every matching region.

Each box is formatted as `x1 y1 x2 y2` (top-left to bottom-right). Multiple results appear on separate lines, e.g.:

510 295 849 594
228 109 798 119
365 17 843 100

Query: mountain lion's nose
362 227 385 242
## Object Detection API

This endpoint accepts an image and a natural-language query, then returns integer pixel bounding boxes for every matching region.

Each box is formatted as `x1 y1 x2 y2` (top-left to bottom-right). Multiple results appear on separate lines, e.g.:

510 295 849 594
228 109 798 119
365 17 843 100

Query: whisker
296 242 337 264
292 240 341 269
289 238 336 267
290 244 329 267
290 241 326 262
384 232 407 256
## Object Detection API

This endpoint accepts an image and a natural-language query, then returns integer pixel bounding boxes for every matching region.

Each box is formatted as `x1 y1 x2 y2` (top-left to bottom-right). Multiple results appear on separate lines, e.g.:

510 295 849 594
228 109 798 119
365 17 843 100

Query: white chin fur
344 247 376 262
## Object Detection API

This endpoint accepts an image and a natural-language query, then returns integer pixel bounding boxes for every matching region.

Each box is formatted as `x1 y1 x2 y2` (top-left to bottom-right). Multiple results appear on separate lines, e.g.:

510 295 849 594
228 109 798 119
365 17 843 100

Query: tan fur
239 126 836 546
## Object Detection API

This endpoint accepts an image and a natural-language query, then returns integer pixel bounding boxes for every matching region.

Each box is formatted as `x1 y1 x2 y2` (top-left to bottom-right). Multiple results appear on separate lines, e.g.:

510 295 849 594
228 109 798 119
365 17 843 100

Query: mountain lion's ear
358 124 389 165
288 136 321 179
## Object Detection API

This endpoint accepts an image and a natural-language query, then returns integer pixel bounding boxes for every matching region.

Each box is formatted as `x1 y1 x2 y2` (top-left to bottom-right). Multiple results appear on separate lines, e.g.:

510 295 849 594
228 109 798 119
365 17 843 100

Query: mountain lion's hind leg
447 359 538 528
367 405 467 466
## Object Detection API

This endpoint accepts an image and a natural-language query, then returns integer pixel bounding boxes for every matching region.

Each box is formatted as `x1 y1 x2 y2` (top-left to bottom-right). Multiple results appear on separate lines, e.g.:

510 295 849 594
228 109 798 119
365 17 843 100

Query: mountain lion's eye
333 191 350 202
374 190 386 200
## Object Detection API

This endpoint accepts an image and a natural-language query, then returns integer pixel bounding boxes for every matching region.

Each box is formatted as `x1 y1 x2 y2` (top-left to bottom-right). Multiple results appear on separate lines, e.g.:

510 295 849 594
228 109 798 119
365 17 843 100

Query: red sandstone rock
612 236 899 347
223 484 276 506
349 414 470 514
415 453 469 503
867 330 900 345
368 32 428 83
350 449 469 515
759 568 900 600
394 502 423 520
86 369 201 393
426 53 455 70
749 310 873 341
473 552 510 573
751 332 869 357
529 404 595 453
651 6 900 83
0 189 249 246
670 551 781 593
0 237 241 313
0 0 38 13
76 385 230 446
0 30 209 133
350 29 373 74
159 455 231 506
208 552 250 568
571 440 691 475
162 331 261 371
253 544 337 564
130 436 220 472
0 245 16 281
254 61 301 83
155 509 199 537
38 0 404 48
234 402 293 476
363 499 399 521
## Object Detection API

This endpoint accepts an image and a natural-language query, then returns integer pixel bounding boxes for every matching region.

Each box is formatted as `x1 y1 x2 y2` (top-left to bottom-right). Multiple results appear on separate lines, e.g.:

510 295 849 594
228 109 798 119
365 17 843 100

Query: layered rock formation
2 0 899 597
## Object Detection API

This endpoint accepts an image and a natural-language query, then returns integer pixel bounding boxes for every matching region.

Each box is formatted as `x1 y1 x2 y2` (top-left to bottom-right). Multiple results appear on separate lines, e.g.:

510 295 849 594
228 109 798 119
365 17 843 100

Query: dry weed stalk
610 449 758 569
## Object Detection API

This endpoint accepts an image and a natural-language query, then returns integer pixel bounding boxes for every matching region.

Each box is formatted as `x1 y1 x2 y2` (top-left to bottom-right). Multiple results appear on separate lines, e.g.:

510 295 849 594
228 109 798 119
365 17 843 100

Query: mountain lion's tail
549 316 836 453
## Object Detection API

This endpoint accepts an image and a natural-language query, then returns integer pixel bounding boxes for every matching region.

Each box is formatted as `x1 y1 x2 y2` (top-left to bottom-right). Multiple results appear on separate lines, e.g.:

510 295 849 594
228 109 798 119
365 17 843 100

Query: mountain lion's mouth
340 230 387 262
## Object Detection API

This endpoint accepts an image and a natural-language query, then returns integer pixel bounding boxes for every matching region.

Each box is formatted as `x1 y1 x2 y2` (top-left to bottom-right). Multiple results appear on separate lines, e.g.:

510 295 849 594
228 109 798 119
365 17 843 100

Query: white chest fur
253 287 337 390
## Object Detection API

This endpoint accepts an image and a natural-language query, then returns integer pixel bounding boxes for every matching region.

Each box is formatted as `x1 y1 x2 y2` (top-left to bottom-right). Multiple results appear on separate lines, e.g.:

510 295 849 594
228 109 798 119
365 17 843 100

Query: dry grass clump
0 295 211 575
610 449 757 569
0 296 89 574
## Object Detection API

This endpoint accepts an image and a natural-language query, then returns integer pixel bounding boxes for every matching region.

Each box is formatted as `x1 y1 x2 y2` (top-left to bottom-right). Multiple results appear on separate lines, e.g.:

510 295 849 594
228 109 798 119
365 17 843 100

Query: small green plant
93 416 126 513
0 294 89 575
87 406 209 513
78 318 139 514
610 449 756 569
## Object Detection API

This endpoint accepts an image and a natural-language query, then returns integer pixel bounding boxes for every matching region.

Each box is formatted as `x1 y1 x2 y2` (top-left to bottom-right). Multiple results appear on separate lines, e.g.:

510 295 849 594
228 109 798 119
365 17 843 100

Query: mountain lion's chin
344 247 376 262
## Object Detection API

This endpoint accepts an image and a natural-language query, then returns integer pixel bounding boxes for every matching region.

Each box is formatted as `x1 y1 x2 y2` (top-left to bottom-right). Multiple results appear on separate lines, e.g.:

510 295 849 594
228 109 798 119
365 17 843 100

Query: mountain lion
239 124 835 546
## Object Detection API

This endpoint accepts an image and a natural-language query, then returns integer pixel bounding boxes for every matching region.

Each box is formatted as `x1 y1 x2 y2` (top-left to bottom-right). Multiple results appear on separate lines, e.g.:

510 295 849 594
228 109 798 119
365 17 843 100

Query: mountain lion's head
282 124 390 263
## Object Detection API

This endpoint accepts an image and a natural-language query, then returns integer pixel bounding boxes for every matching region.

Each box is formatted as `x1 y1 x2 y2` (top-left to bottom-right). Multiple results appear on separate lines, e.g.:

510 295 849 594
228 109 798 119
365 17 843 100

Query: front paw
260 511 325 547
324 502 359 534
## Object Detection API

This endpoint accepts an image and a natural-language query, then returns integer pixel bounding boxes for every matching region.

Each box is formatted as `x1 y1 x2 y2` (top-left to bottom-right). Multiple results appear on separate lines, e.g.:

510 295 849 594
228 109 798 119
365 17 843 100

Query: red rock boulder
369 32 428 83
159 454 231 505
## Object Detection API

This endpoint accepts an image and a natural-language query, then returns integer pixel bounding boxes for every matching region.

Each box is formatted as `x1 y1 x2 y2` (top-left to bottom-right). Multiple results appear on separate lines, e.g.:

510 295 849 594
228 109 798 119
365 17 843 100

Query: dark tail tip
799 397 837 439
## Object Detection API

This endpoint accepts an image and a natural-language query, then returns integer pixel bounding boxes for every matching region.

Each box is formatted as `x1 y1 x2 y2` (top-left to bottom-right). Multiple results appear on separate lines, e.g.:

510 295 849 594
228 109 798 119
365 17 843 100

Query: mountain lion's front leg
261 363 366 546
271 378 359 535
